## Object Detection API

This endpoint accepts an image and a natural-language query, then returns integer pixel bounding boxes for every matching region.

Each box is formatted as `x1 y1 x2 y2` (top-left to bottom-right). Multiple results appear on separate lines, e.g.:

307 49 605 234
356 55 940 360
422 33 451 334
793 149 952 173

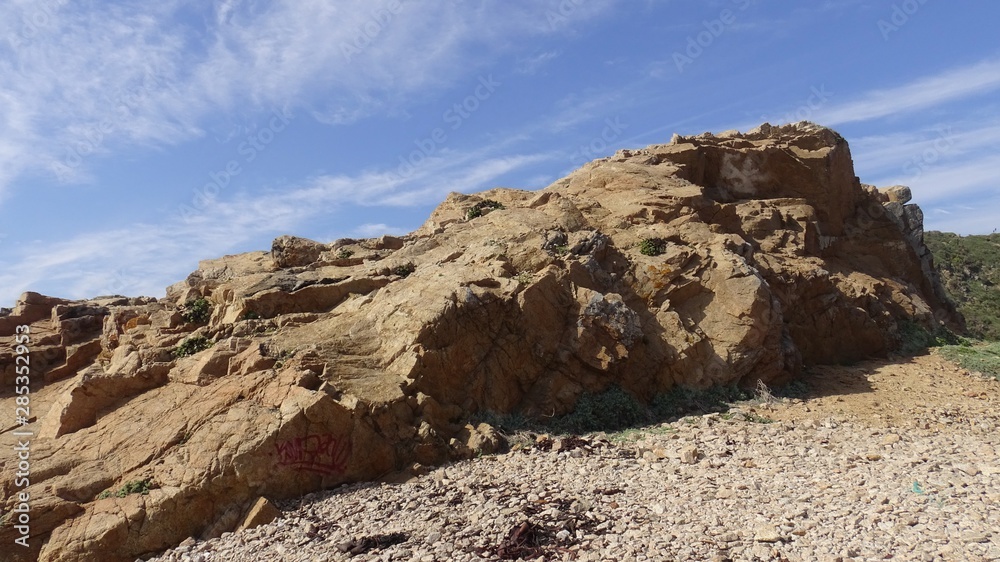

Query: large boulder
0 122 961 561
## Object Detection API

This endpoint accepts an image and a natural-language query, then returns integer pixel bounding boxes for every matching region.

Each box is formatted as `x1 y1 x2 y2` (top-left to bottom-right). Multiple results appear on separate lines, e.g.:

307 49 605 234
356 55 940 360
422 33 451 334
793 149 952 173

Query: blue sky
1 0 998 306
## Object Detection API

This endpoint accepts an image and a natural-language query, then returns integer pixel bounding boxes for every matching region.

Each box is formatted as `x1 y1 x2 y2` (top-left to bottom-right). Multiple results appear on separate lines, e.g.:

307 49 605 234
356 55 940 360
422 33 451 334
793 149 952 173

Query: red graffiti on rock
275 434 351 475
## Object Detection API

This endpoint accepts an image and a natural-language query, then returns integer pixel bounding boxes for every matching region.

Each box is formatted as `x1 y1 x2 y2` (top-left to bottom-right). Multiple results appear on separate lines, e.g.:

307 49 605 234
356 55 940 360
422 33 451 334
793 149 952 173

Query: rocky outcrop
0 122 961 561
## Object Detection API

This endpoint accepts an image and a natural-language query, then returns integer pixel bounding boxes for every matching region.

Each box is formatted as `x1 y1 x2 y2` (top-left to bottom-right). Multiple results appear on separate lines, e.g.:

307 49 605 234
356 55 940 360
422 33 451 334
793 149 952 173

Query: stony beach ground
149 352 1000 562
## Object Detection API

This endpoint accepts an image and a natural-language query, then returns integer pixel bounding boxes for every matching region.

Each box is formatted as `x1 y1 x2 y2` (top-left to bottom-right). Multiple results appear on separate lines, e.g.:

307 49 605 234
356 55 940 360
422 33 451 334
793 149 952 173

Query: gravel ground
148 355 1000 562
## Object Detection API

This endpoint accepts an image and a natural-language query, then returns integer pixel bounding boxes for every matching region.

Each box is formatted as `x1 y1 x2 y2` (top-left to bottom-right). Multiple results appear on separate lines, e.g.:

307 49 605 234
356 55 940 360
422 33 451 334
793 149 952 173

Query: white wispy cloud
515 50 560 75
813 59 1000 126
0 0 616 200
851 119 1000 175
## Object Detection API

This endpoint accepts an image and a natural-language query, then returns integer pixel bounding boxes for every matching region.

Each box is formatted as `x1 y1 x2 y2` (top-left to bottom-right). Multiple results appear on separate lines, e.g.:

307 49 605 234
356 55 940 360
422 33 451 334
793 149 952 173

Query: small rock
680 446 699 464
955 463 981 476
754 524 782 543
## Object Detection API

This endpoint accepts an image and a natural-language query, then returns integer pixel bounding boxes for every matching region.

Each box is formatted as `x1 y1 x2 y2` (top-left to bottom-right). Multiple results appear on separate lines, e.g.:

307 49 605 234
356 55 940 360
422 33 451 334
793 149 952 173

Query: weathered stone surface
237 497 282 532
0 122 963 561
881 184 912 204
271 235 327 269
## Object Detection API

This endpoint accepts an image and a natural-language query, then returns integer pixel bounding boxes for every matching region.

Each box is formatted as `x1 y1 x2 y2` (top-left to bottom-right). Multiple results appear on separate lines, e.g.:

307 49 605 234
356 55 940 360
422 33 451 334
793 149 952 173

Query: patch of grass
181 298 212 324
607 424 677 444
174 336 212 358
97 479 152 500
514 271 534 285
336 248 355 260
465 199 505 220
639 237 667 257
938 341 1000 380
552 245 570 256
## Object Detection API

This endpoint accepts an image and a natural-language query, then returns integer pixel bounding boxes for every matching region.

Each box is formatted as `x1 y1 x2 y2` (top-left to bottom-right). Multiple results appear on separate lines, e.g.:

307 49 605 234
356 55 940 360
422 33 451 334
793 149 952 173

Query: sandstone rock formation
0 122 961 561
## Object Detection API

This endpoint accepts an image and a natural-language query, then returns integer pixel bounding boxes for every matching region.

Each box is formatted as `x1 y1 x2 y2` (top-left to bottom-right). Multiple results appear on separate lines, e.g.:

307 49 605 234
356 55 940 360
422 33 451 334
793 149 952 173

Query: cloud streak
814 59 1000 126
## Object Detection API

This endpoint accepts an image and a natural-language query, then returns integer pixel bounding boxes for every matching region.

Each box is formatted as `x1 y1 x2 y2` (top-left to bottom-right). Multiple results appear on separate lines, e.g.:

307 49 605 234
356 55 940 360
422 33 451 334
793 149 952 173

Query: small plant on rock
466 199 505 220
97 478 153 500
393 263 416 277
639 238 667 257
240 310 261 321
181 298 212 324
174 336 212 358
336 248 355 260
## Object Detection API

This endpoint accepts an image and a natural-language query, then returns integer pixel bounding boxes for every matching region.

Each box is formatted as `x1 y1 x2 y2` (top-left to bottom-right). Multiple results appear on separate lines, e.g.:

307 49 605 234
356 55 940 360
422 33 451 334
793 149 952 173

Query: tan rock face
0 122 961 561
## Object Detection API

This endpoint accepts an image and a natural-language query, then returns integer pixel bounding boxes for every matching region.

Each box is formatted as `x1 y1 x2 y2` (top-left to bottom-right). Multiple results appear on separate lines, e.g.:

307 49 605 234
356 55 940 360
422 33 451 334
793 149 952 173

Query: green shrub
393 263 415 277
897 320 966 355
240 310 261 321
466 199 505 220
181 298 211 324
174 336 212 358
549 386 651 434
97 479 152 500
925 231 1000 341
336 248 354 260
639 238 667 257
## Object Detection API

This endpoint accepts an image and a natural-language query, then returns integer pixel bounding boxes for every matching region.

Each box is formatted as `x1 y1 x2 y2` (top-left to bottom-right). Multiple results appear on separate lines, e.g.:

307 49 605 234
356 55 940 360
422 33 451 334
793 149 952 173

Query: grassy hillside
925 231 1000 341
